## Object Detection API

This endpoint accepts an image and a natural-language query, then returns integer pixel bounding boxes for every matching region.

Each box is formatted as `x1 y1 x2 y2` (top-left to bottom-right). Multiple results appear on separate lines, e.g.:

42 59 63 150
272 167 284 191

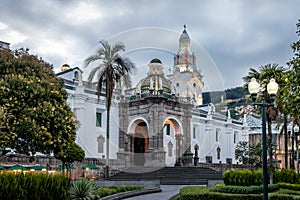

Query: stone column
194 144 199 166
175 134 182 166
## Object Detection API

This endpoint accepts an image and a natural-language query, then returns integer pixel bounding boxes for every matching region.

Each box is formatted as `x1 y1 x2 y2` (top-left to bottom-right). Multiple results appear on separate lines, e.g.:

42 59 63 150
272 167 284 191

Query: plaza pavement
124 185 198 200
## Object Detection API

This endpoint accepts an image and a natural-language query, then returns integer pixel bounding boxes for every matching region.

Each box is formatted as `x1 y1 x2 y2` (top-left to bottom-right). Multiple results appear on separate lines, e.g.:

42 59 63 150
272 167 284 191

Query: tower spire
183 24 187 33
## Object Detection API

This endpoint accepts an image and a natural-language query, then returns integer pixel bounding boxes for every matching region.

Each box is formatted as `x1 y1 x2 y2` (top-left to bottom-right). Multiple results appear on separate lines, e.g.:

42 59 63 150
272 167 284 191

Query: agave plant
69 178 99 200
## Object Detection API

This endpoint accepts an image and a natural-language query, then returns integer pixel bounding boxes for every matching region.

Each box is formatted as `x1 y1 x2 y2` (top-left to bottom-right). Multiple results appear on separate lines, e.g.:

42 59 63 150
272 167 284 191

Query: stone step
109 166 222 185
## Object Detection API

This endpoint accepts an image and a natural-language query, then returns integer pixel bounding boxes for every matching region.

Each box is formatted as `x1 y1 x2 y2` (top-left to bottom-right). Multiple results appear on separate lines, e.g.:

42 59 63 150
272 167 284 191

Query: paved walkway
123 185 186 200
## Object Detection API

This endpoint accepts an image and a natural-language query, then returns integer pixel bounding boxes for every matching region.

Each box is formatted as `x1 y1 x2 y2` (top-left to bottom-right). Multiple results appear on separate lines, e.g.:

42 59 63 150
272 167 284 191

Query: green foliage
271 193 300 200
279 182 300 191
179 185 300 200
278 188 300 196
216 184 279 194
55 141 85 166
281 19 300 121
179 186 264 200
273 169 300 184
235 141 262 166
69 178 99 200
0 49 78 156
97 186 143 198
0 172 70 200
223 169 263 186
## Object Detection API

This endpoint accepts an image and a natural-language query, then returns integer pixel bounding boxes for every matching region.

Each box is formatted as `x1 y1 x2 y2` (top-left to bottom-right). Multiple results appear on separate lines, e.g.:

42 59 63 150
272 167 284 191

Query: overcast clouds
0 0 299 91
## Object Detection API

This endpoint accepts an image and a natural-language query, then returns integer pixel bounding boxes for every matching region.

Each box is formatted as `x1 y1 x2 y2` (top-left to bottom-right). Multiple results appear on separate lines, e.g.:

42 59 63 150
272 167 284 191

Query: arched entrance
130 121 149 166
163 118 183 166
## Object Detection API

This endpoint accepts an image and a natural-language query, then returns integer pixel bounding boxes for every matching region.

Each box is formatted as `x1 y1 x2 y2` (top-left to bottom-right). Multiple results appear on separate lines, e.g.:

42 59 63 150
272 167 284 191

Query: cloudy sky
1 0 299 91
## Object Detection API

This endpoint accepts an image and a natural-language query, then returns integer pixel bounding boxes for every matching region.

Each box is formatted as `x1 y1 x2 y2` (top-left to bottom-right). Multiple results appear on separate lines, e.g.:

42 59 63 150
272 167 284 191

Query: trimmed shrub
179 186 263 200
279 182 300 191
270 193 300 200
179 185 300 200
216 184 279 194
97 186 143 198
0 172 70 200
274 169 300 184
223 169 262 186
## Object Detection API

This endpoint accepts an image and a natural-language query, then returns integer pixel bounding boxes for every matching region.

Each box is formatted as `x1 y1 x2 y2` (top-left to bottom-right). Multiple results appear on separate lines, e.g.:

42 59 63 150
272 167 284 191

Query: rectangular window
166 124 171 135
234 131 238 144
216 128 220 142
96 112 102 127
193 126 197 139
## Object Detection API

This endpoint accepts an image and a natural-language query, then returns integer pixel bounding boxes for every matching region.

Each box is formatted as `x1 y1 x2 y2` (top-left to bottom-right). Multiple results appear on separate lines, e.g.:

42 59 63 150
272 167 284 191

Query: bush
0 172 70 200
279 182 300 191
270 193 300 200
216 184 279 194
274 169 300 184
223 169 263 186
179 185 300 200
179 186 263 200
97 186 143 198
69 178 99 200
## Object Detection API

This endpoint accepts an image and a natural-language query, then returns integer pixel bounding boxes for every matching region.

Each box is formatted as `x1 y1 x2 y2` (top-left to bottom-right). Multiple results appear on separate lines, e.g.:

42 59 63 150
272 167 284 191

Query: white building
57 27 250 167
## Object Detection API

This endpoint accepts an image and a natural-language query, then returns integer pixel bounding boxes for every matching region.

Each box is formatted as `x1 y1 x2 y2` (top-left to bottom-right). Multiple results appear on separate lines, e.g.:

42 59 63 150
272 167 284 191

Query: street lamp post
294 124 300 173
288 123 294 169
248 78 278 200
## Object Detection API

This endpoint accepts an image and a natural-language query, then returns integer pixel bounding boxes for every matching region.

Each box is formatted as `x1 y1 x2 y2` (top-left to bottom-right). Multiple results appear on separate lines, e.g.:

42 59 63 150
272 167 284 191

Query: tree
235 141 262 167
55 141 85 175
249 142 263 168
282 19 300 124
280 19 300 169
235 141 249 164
84 40 135 178
243 64 286 167
0 48 78 158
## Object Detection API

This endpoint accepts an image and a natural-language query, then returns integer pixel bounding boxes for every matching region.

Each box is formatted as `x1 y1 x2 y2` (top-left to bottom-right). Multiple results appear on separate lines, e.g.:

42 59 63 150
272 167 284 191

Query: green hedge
216 184 279 194
223 169 300 186
179 186 300 200
0 172 70 200
179 186 263 200
223 169 263 186
274 169 300 184
97 186 143 198
279 182 300 191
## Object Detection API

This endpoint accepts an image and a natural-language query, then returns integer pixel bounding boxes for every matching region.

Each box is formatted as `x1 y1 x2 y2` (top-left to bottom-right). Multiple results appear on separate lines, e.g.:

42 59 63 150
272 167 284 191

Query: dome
137 74 172 94
179 25 190 43
150 58 162 64
61 64 70 72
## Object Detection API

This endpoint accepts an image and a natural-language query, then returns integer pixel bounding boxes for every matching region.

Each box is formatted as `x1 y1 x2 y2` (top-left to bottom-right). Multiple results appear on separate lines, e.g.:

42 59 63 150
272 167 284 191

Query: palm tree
243 64 286 169
84 40 135 179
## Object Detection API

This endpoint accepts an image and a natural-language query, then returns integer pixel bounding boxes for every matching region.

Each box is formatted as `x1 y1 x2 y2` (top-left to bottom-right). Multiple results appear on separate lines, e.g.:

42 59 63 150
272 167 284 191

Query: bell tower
169 25 204 106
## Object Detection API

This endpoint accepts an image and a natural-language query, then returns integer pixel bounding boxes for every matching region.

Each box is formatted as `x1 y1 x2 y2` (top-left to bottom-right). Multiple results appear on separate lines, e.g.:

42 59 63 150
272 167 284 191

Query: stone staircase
109 166 223 185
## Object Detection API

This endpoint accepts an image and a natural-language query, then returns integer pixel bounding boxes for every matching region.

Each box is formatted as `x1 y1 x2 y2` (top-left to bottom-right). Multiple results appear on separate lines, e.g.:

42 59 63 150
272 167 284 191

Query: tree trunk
284 114 288 168
105 107 110 179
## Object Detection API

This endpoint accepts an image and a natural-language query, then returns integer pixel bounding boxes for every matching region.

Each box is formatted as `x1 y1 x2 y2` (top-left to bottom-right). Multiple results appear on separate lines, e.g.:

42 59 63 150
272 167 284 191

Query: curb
99 188 162 200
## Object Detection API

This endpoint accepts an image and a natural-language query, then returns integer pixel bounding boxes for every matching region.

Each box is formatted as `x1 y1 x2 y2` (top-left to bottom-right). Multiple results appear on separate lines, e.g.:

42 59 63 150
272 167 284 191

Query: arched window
74 71 79 81
217 146 221 160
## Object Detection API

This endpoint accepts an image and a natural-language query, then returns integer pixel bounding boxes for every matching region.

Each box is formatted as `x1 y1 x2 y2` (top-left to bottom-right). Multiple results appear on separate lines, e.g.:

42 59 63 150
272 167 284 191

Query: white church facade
56 27 250 167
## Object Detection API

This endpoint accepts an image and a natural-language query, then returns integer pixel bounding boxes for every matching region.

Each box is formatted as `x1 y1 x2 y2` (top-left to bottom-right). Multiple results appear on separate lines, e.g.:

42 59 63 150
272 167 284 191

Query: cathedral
56 27 249 168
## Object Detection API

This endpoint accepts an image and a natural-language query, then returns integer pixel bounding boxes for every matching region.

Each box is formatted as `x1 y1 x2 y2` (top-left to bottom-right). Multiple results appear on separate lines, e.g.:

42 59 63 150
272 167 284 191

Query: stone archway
129 120 149 166
163 118 183 166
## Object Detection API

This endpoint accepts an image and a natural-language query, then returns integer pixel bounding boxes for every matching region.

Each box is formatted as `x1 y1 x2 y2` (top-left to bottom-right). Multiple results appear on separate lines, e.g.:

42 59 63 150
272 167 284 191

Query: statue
159 77 163 90
150 77 154 90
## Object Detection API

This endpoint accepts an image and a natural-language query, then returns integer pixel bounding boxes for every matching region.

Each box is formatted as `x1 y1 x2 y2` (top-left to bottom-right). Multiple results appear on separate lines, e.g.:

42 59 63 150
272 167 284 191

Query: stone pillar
194 144 199 166
182 104 193 166
175 134 182 166
118 101 128 150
